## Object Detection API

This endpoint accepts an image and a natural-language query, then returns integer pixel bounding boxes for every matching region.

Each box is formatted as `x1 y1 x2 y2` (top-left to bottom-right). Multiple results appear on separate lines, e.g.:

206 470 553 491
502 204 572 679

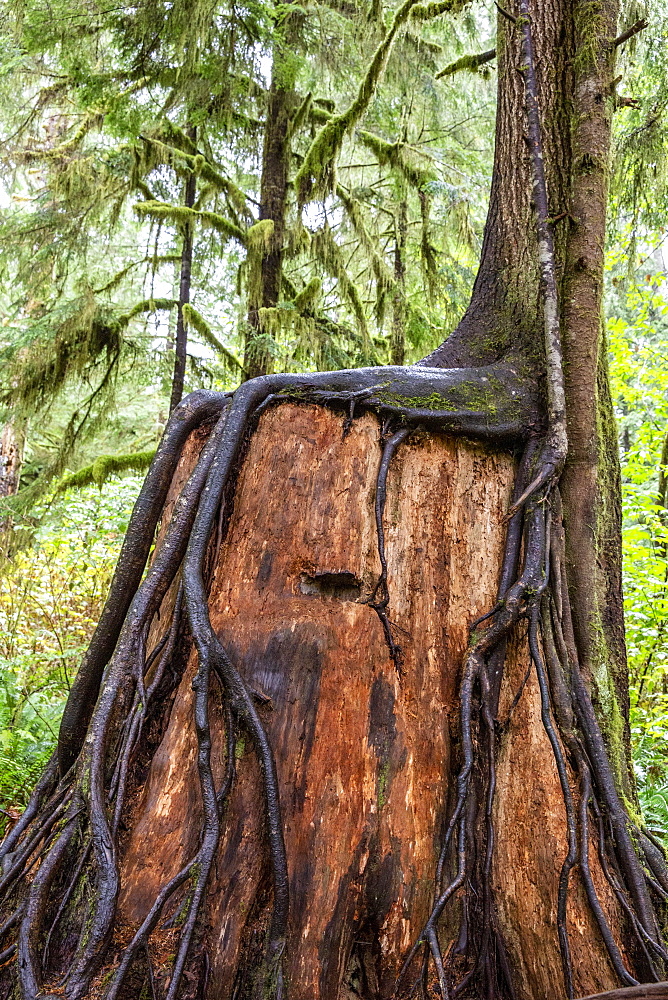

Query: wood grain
117 404 632 999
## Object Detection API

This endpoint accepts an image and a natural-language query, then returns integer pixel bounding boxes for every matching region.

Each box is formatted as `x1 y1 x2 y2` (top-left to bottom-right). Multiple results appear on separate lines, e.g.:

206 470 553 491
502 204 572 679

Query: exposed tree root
0 368 663 1000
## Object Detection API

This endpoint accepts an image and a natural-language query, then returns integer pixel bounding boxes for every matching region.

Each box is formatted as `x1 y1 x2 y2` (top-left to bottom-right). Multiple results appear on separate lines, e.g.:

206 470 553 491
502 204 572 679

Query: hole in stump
299 571 362 602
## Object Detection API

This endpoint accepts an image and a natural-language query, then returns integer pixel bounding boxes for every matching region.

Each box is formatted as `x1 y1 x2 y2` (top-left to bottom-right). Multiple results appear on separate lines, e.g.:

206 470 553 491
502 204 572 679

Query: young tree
1 2 666 999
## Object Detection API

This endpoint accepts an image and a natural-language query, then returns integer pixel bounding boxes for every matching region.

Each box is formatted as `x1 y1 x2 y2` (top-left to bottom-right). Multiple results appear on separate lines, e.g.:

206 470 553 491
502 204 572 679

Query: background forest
0 0 667 837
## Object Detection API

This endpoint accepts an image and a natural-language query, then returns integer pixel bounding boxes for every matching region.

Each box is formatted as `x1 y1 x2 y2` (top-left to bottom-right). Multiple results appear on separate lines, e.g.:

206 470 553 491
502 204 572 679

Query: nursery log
118 404 628 999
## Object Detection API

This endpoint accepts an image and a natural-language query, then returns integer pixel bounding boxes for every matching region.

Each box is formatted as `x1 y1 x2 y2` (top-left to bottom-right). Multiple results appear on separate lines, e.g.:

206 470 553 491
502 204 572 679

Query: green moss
246 219 275 252
377 761 390 809
573 1 605 73
375 377 506 415
290 91 313 136
435 48 496 80
56 449 156 493
133 201 245 243
98 969 115 989
292 277 322 313
310 226 373 356
117 298 177 326
182 304 244 373
410 0 465 17
295 0 465 200
134 128 250 217
375 391 449 410
335 185 395 309
357 131 433 189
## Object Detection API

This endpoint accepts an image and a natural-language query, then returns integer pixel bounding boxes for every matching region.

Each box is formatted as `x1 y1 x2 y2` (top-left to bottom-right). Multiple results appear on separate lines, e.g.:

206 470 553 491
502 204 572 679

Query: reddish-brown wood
118 405 630 999
577 986 668 1000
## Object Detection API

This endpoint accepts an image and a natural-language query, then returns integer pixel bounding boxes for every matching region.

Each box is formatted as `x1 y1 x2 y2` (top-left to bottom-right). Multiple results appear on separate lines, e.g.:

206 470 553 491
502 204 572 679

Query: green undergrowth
0 477 143 835
608 249 668 840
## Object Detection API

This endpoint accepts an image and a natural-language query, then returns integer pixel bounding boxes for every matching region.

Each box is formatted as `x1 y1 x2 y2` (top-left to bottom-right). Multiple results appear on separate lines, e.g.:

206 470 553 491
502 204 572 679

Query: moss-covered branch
133 201 246 244
436 47 496 79
136 133 250 216
55 450 157 492
181 304 245 373
356 130 435 188
294 0 468 200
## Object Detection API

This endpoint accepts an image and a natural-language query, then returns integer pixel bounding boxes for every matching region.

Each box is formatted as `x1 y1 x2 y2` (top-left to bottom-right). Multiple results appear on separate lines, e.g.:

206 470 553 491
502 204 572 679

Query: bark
0 421 22 500
169 129 197 414
422 0 573 369
559 0 631 787
578 987 668 1000
118 405 625 999
243 11 301 380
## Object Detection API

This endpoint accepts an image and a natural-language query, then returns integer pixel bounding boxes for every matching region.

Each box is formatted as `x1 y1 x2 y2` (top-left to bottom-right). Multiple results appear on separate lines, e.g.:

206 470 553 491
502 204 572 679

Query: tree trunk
243 12 300 380
169 129 197 414
0 421 22 500
0 419 23 542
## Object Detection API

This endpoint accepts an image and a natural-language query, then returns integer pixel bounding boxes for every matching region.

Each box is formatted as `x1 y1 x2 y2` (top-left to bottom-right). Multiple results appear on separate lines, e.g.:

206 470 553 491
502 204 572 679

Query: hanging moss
136 133 250 216
246 219 275 253
311 226 375 360
357 130 434 189
94 258 181 295
294 0 466 201
133 201 246 243
181 304 245 373
23 115 100 162
336 184 394 325
418 188 438 302
55 450 157 493
289 92 313 138
292 277 322 313
1 294 123 416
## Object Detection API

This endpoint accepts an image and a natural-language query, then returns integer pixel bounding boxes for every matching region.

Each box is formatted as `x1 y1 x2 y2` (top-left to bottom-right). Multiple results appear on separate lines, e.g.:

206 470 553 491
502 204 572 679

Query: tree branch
613 18 648 48
436 48 496 79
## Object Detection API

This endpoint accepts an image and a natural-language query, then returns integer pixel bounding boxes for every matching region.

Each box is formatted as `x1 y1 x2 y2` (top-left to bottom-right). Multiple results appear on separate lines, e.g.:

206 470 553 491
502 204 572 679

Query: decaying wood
118 405 626 999
577 984 668 1000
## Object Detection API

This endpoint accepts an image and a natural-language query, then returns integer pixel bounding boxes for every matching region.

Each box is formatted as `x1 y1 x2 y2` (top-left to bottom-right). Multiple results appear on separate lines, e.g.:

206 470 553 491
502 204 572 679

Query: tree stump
116 404 625 999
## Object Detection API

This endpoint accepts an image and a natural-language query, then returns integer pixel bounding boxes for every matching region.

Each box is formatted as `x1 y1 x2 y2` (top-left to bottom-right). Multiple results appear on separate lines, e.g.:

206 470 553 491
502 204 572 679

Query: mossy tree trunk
390 196 407 366
0 421 22 501
169 126 198 414
243 8 302 381
1 3 666 1000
